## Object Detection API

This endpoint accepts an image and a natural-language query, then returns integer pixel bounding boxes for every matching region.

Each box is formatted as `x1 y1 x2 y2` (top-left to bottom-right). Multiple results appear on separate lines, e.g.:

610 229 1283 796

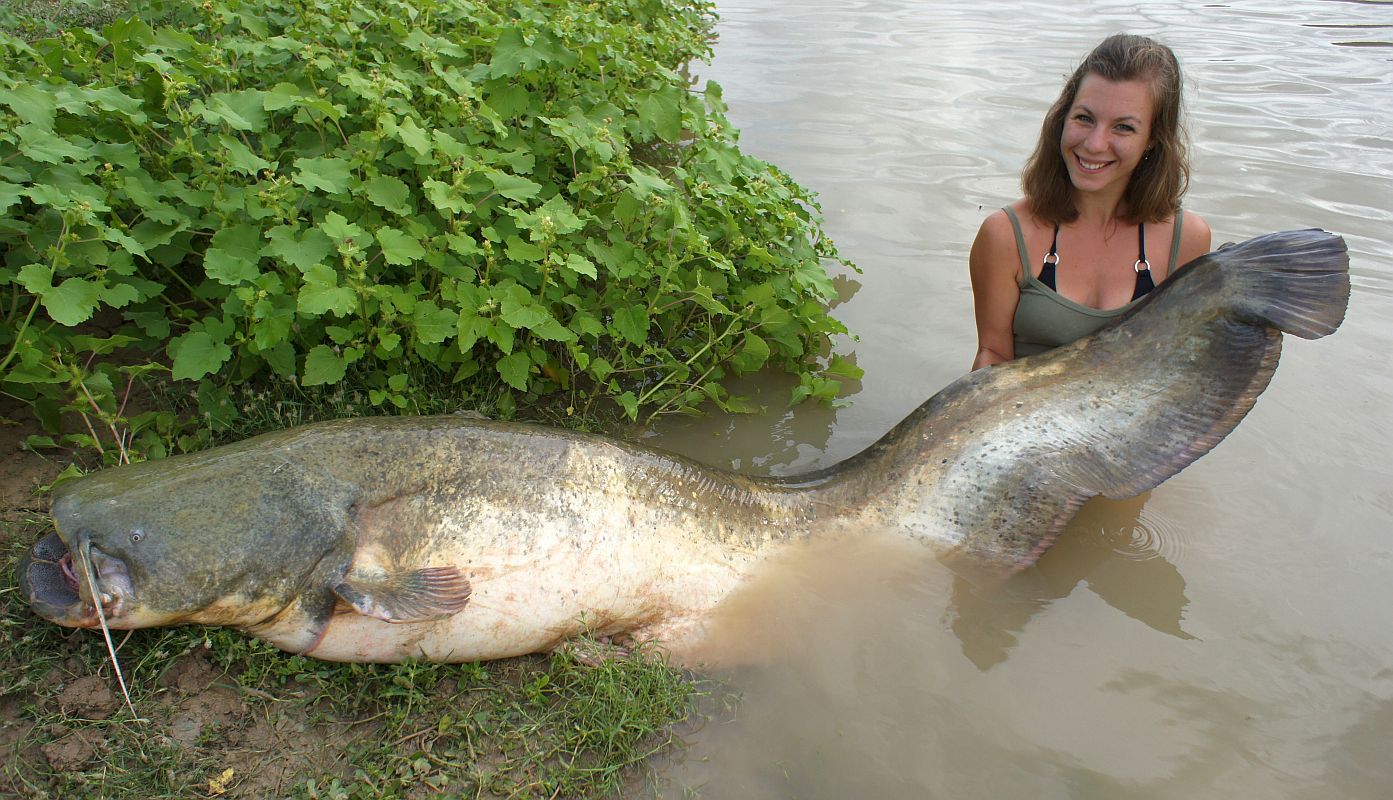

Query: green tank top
1006 206 1185 357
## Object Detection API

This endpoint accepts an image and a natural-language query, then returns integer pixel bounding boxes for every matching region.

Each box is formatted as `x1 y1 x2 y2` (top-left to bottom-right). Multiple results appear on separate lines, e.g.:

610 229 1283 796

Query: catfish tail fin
1214 228 1350 339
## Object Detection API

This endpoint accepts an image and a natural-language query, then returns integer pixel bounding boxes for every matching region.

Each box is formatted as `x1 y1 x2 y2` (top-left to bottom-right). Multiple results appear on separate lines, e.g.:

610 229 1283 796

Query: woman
969 34 1212 370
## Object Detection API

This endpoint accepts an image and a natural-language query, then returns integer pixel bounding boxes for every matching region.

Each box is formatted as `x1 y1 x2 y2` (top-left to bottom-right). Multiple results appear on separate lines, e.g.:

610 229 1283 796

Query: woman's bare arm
969 211 1023 370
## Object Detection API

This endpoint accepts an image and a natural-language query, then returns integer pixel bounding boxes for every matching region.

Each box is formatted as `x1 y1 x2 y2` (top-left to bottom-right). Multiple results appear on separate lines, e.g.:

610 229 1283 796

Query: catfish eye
130 531 144 543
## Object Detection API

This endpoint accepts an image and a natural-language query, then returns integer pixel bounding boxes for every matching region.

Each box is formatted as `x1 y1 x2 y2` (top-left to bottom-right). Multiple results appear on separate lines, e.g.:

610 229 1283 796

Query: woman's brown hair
1022 33 1190 225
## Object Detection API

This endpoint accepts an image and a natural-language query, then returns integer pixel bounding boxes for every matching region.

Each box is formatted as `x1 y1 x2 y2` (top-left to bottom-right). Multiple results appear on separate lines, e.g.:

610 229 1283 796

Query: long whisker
80 540 142 721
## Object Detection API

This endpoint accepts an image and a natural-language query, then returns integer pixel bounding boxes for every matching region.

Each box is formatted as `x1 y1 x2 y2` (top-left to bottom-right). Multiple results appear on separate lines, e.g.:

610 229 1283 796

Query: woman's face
1059 73 1156 198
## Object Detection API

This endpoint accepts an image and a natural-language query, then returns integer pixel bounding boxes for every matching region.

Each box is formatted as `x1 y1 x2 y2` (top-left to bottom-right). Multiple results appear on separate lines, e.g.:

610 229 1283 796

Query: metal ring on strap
1133 258 1151 273
1043 252 1060 266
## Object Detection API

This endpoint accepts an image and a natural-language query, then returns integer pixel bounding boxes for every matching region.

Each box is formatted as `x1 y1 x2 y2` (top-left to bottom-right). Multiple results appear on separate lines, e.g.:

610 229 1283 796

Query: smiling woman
968 33 1212 369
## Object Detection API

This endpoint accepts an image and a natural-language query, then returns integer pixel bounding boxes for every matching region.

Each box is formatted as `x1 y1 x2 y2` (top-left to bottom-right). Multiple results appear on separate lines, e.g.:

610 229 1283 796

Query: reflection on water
640 0 1393 797
949 494 1195 672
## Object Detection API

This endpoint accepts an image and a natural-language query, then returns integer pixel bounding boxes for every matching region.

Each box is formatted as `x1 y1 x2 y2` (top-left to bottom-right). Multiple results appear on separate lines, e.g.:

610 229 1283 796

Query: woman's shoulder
972 200 1035 281
974 204 1018 253
978 199 1039 238
1177 208 1212 264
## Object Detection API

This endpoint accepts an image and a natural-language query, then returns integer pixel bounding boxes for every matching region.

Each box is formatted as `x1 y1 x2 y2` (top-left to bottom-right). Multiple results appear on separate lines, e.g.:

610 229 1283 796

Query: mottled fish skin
19 229 1349 663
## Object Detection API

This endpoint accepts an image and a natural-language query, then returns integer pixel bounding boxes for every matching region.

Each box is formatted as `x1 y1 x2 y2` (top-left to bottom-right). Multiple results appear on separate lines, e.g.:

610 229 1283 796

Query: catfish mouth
18 532 136 628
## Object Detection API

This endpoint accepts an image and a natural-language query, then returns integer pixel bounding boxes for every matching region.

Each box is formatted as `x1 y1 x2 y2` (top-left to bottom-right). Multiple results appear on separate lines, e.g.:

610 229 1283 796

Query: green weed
1 0 859 465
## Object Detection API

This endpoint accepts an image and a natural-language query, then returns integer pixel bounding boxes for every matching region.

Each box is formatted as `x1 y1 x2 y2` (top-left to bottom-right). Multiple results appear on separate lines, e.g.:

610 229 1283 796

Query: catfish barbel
18 229 1349 663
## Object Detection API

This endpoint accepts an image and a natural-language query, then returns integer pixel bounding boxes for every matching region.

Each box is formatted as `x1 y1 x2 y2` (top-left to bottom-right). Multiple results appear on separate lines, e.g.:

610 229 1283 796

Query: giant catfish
18 230 1350 663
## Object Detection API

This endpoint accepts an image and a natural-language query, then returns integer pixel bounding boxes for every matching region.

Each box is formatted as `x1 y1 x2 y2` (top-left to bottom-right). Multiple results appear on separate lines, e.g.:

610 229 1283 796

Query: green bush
0 0 855 460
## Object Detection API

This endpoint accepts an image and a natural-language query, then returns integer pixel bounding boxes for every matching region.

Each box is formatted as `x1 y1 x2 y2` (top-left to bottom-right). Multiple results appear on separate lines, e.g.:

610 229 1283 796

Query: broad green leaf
293 156 353 194
251 293 296 348
376 228 425 265
298 264 356 316
498 296 546 330
0 85 56 129
613 305 650 346
616 391 638 420
488 29 532 78
413 302 456 344
530 316 577 342
586 238 640 278
447 233 482 256
825 354 864 380
423 179 472 214
488 317 516 354
456 306 486 352
235 11 268 37
688 285 733 315
263 225 334 272
83 87 147 122
102 283 140 308
319 212 367 246
637 89 683 143
325 325 358 345
204 224 262 285
66 334 140 355
505 236 543 263
496 350 532 390
197 90 269 132
363 175 412 214
16 263 52 295
264 82 311 111
562 253 597 280
302 345 347 385
41 277 103 326
433 130 468 160
375 332 402 356
395 116 432 157
169 331 232 381
730 332 770 373
265 82 343 119
0 183 22 214
588 357 614 382
219 135 274 176
571 311 605 339
487 171 542 202
101 226 147 259
18 126 88 164
519 195 585 238
488 29 576 77
627 167 672 198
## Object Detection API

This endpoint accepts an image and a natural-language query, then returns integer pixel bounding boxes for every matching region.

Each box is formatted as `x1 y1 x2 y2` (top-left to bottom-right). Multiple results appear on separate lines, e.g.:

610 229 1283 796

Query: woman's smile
1060 74 1154 195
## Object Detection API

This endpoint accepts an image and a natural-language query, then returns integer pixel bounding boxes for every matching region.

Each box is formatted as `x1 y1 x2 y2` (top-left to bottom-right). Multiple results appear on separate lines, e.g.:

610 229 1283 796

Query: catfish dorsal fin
333 567 471 623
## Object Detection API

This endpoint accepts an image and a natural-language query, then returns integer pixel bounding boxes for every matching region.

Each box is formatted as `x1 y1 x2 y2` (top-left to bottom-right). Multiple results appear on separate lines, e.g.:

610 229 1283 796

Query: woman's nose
1084 127 1110 153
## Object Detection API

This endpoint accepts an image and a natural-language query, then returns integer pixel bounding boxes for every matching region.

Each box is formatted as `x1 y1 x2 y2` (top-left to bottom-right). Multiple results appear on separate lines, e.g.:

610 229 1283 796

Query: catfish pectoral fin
333 567 472 623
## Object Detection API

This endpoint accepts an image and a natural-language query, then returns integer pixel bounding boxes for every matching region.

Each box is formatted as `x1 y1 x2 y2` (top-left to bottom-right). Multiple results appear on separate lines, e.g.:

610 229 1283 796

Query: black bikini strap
1040 225 1060 289
1132 222 1155 299
1135 223 1150 273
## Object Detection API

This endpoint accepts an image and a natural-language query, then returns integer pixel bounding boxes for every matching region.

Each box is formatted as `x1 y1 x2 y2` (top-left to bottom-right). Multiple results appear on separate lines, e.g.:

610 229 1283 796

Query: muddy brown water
639 1 1393 797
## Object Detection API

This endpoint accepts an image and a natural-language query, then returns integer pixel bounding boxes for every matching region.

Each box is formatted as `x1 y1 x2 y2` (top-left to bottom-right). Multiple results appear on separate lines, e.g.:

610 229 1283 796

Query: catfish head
18 447 360 635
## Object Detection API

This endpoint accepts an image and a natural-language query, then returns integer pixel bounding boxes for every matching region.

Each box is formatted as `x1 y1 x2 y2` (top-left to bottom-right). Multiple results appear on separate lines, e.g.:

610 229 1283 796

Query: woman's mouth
1075 154 1113 172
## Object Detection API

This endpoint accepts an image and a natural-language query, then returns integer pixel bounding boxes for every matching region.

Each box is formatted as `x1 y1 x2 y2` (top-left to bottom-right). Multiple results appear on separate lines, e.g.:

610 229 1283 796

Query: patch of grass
0 0 135 39
0 520 705 798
